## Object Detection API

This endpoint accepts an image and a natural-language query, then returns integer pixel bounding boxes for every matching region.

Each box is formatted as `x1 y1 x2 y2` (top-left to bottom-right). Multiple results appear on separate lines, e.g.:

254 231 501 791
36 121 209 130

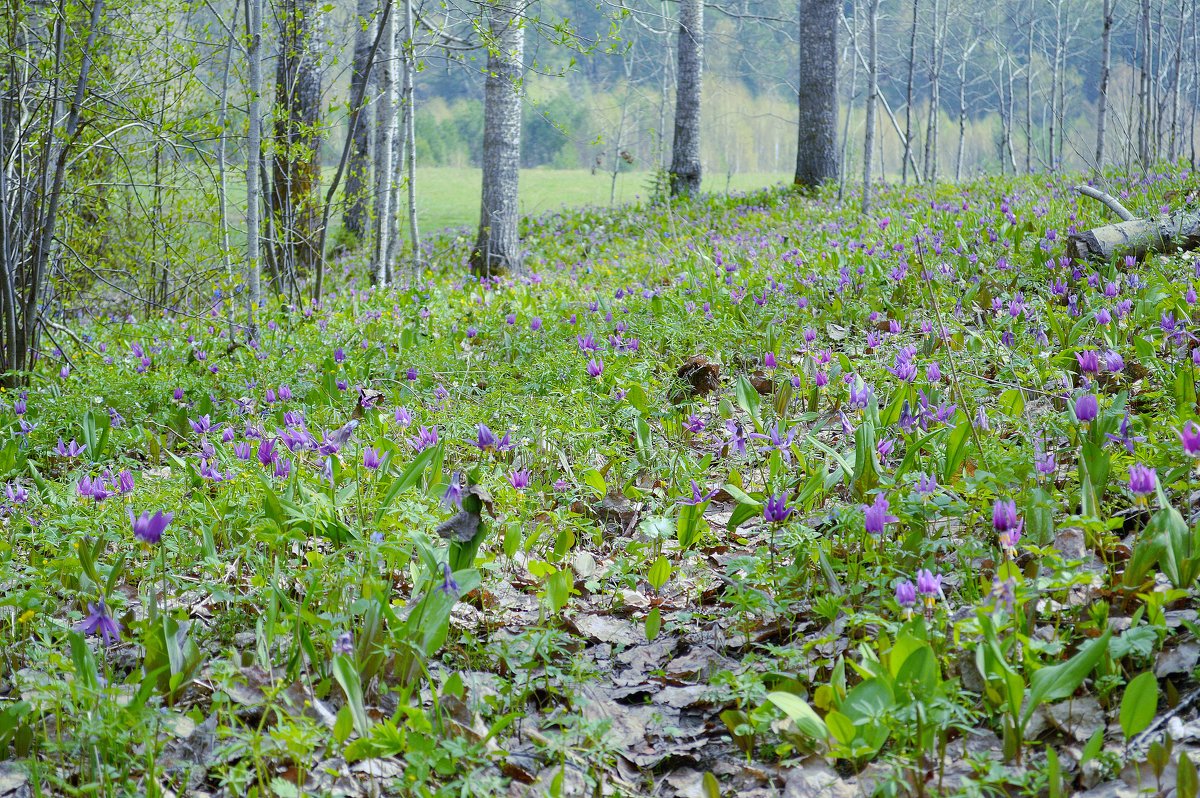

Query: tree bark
373 5 397 285
402 0 420 271
861 0 879 212
669 0 703 197
902 0 918 185
1094 0 1112 172
272 0 323 293
246 0 262 336
342 0 375 241
794 0 839 189
469 0 524 276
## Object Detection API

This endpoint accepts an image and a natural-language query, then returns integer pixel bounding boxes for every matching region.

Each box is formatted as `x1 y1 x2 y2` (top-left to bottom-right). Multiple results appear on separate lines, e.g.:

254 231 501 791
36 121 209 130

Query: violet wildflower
895 580 918 615
993 499 1023 558
333 632 354 657
678 479 718 506
473 423 499 451
77 600 122 646
363 447 382 470
684 414 705 434
763 493 792 524
586 358 604 379
1076 350 1100 374
131 508 173 544
394 406 412 426
234 442 252 460
257 437 277 467
443 472 464 509
1181 421 1200 457
438 562 459 596
916 473 938 497
188 414 212 435
508 469 532 490
749 421 798 463
1073 394 1098 423
863 493 899 535
408 426 439 452
915 569 942 607
116 470 134 495
274 458 292 479
1106 413 1144 454
1128 464 1156 503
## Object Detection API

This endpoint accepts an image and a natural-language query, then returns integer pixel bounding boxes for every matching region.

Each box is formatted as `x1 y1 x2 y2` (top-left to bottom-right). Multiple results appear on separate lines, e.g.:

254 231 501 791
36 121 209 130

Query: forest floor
3 170 1200 797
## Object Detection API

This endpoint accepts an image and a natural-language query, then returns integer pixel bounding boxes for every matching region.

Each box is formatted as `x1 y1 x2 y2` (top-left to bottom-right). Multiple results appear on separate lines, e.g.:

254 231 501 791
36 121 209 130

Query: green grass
396 168 791 234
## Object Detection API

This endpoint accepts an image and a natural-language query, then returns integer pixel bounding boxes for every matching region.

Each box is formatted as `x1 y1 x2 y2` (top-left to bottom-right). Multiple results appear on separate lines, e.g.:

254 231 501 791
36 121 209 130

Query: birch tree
470 0 525 276
669 0 703 197
794 0 839 189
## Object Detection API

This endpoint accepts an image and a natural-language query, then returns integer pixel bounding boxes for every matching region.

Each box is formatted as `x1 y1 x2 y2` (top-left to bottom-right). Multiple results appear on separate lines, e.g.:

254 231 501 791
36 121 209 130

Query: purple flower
848 380 874 410
1181 421 1200 457
394 406 412 426
1128 464 1157 498
116 470 134 494
678 479 718 506
725 419 748 455
916 473 938 496
474 423 499 451
77 600 122 646
274 457 292 479
363 447 382 470
763 352 777 369
895 580 917 609
763 493 792 524
1106 413 1144 454
1073 394 1098 423
438 562 459 596
684 414 705 434
863 493 899 534
1076 350 1099 374
56 438 85 458
443 472 464 509
1103 350 1124 373
131 508 173 544
408 426 439 452
257 437 277 467
333 632 354 657
189 414 212 435
915 568 942 605
749 422 797 463
587 358 604 379
926 362 942 382
198 459 225 481
508 469 532 490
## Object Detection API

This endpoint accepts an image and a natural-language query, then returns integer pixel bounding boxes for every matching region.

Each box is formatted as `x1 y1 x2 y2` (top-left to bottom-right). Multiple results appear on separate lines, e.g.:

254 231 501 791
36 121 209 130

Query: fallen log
1067 184 1200 262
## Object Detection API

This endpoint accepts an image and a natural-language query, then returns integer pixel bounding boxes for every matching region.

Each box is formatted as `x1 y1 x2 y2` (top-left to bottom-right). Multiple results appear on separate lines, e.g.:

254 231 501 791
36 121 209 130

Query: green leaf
580 468 606 500
374 444 440 522
645 607 661 641
825 710 856 745
735 375 761 428
1119 671 1159 741
1022 627 1113 730
766 692 828 740
332 654 371 737
647 556 671 591
1179 753 1198 798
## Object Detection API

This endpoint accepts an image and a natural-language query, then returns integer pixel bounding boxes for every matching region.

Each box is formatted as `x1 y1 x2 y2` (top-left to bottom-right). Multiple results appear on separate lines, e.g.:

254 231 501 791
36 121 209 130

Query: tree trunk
669 0 703 197
1024 2 1034 173
342 0 375 241
794 0 839 189
923 0 943 183
402 0 420 271
1169 0 1185 162
373 6 397 285
1138 0 1152 165
272 0 323 294
861 0 879 212
1095 0 1112 172
902 0 918 185
469 0 524 276
246 0 262 336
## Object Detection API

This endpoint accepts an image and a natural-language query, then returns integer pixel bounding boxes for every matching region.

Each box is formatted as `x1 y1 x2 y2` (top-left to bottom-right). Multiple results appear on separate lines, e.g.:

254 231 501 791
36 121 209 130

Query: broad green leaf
1022 627 1113 730
766 692 828 740
1119 671 1159 740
